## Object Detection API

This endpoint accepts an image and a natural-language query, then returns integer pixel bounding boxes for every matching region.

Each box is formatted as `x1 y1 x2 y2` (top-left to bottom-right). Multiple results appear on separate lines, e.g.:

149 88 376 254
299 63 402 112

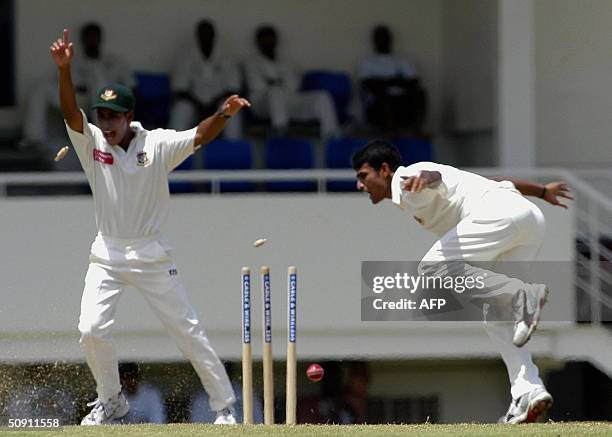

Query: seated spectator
297 362 354 424
169 19 243 139
245 25 340 139
358 25 426 133
118 362 166 424
5 383 76 425
21 22 134 151
342 361 370 424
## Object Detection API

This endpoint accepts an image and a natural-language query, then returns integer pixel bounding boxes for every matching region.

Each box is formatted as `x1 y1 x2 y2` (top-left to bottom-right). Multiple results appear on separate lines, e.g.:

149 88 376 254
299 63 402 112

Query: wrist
423 171 441 188
216 108 231 119
539 185 547 198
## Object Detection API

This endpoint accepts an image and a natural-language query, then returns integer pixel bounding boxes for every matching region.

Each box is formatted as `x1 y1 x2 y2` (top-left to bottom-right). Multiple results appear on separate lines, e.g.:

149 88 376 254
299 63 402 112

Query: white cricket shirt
66 110 198 264
391 162 519 237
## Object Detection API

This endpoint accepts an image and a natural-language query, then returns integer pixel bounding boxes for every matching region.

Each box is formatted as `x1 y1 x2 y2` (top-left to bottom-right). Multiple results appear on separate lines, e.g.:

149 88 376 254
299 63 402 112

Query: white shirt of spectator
358 54 417 80
72 54 134 90
245 54 299 99
172 49 241 105
65 110 198 264
391 162 519 237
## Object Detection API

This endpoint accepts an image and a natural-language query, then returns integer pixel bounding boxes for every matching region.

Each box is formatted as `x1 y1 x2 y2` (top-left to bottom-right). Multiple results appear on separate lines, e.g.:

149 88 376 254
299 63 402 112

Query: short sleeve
282 61 299 93
357 57 374 79
153 127 198 172
244 58 267 95
171 57 191 92
220 59 241 92
398 58 417 78
64 109 102 177
393 162 448 208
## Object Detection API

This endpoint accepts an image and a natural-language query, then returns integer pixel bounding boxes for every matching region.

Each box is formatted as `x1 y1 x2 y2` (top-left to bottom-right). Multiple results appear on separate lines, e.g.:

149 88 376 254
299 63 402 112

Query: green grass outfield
1 423 611 437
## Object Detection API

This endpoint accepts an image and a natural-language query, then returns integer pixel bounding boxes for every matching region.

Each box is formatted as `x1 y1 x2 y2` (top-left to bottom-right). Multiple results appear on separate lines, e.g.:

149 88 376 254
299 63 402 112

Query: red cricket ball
306 363 324 382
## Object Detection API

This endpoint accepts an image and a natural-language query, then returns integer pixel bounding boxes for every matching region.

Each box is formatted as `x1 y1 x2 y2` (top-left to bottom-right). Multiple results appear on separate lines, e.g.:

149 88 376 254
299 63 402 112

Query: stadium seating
134 72 172 129
204 139 256 192
324 137 368 192
393 136 434 165
265 137 316 192
301 70 352 123
170 154 200 194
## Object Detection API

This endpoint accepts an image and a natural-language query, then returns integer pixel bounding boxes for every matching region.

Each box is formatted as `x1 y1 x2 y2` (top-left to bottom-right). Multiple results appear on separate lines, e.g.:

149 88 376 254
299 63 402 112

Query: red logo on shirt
93 149 114 165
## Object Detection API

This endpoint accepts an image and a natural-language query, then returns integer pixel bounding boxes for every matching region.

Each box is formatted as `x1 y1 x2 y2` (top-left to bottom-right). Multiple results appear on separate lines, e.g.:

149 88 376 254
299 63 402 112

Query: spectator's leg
289 90 340 138
22 82 58 144
169 100 197 131
223 111 243 140
266 86 290 133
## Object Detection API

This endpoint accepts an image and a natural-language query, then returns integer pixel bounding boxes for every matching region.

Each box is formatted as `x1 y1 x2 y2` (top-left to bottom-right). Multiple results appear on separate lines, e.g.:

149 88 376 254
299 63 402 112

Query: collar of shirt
124 121 146 145
129 121 145 136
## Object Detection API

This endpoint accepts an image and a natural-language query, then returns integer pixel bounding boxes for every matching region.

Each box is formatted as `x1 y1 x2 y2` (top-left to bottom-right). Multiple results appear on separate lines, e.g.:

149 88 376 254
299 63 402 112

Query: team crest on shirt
137 151 150 166
100 89 117 101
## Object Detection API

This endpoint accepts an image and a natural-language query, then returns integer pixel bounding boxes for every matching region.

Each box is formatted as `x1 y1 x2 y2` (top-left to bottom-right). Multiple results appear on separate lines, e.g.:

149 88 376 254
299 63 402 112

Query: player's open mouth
103 131 115 141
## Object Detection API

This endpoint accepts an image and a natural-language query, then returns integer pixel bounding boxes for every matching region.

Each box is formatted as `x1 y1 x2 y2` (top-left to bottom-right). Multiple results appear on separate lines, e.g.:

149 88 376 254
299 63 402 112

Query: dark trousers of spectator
364 80 426 133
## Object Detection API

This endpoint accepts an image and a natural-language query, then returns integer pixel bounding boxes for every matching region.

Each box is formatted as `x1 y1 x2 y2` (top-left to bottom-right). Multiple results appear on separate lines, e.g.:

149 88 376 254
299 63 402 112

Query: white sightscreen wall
535 0 612 166
442 0 496 132
0 194 573 362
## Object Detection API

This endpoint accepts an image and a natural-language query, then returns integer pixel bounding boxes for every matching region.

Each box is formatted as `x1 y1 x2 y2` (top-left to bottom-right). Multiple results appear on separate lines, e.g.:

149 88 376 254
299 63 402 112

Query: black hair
352 139 402 171
118 362 139 378
197 19 215 35
256 25 277 41
372 24 391 40
81 22 102 39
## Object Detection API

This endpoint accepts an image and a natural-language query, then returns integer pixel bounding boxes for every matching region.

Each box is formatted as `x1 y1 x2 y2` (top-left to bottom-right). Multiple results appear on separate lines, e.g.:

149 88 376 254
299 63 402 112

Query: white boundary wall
0 193 573 362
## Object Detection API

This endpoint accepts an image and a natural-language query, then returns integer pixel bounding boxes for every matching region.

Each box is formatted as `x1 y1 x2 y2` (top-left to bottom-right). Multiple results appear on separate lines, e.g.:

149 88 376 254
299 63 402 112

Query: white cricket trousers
78 261 236 411
420 188 547 400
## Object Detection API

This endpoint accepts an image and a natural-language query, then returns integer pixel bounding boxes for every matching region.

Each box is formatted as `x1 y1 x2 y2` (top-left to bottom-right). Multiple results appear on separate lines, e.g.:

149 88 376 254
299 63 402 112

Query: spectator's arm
283 62 299 93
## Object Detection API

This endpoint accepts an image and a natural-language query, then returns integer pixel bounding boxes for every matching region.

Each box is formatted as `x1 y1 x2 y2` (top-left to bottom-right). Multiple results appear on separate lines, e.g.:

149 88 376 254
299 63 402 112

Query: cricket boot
512 284 549 347
81 392 129 425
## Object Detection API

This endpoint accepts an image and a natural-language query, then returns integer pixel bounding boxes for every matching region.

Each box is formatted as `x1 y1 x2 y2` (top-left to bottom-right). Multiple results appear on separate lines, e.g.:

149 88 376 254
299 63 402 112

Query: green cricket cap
92 83 135 113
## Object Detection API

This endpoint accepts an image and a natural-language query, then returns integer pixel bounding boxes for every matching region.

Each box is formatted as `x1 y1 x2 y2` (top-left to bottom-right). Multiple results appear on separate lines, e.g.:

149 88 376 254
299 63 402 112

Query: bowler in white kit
352 140 572 424
51 28 250 425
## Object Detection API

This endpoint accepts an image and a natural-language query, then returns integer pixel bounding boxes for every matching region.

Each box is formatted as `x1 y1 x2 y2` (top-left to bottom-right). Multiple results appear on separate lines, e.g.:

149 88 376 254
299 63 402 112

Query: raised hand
50 29 74 67
542 181 574 209
218 94 251 117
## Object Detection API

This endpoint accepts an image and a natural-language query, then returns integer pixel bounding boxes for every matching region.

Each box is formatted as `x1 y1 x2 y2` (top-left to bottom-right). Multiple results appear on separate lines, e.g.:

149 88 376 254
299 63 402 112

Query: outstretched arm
491 177 574 209
51 29 83 133
193 94 250 147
